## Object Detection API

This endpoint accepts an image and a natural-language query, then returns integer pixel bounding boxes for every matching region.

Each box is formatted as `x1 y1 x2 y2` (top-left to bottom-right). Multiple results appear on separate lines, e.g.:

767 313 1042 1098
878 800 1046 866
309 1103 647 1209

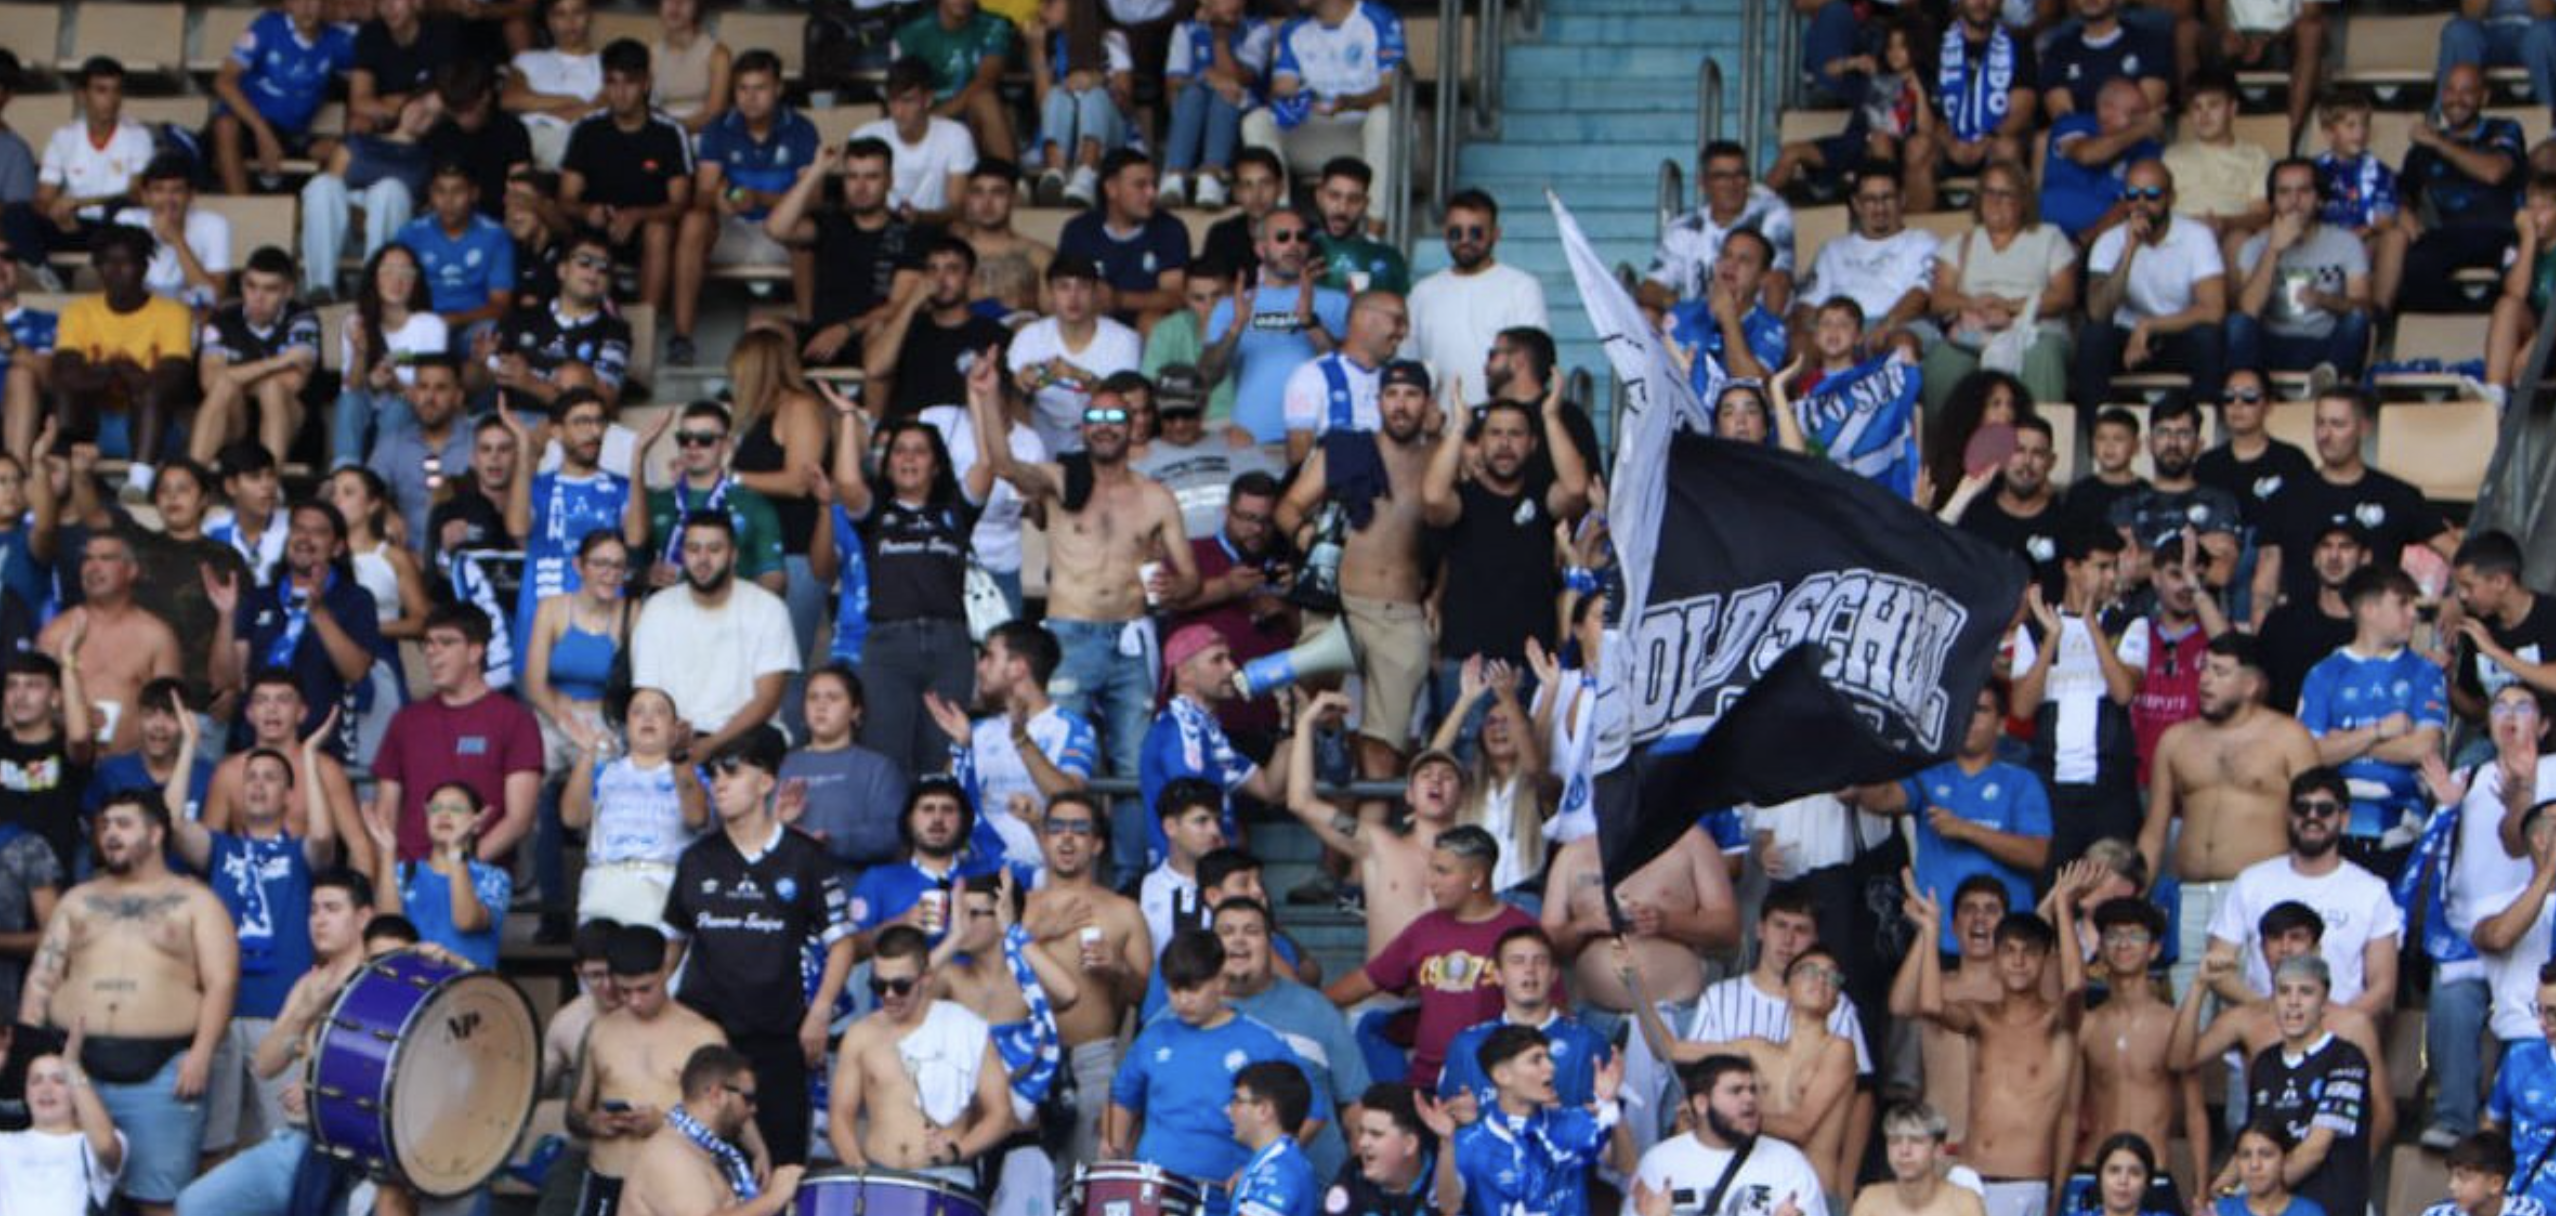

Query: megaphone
1233 620 1358 699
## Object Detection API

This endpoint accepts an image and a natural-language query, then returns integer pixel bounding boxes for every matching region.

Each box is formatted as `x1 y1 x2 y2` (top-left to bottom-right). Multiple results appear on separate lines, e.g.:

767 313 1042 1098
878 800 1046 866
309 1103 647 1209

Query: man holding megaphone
1138 623 1293 866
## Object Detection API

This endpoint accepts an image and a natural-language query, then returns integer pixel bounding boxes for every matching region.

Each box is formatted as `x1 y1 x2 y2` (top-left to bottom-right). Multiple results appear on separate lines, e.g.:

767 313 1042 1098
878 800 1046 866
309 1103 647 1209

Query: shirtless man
951 162 1054 313
575 923 736 1216
201 669 371 874
37 533 182 754
1023 789 1152 1165
1889 875 2011 1148
2137 633 2320 993
2067 895 2193 1200
623 1045 805 1216
827 925 1015 1181
2167 900 2395 1148
1911 880 2082 1216
1285 690 1463 952
974 350 1196 795
18 791 241 1216
1626 940 1856 1194
1275 359 1434 779
1543 824 1739 1026
932 869 1085 1216
1855 1103 1991 1216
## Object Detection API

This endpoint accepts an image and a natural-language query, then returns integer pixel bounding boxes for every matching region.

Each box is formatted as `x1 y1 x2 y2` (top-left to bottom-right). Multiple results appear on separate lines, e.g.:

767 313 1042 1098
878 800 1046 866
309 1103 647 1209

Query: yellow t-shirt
58 293 192 366
2162 139 2273 221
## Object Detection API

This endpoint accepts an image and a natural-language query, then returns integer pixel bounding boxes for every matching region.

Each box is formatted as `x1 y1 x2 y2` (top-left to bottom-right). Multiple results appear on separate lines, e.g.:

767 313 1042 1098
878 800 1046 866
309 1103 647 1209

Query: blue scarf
1941 23 2015 144
666 1104 758 1201
990 923 1062 1107
2392 788 2476 963
666 474 735 565
266 570 337 670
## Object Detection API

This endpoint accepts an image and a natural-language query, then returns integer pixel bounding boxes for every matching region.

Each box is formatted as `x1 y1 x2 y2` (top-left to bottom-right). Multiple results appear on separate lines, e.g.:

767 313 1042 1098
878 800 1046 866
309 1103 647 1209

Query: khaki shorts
203 1015 285 1152
1340 592 1430 750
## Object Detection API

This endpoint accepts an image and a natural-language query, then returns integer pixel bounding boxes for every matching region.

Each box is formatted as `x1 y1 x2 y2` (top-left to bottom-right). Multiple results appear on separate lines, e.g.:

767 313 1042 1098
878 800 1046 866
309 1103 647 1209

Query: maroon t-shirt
1174 534 1293 737
1363 904 1538 1087
375 690 545 860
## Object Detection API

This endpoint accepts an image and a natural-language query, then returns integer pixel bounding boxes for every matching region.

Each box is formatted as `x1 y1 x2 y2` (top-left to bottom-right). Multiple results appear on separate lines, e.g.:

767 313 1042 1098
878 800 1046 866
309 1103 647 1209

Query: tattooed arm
181 887 243 1099
17 897 75 1026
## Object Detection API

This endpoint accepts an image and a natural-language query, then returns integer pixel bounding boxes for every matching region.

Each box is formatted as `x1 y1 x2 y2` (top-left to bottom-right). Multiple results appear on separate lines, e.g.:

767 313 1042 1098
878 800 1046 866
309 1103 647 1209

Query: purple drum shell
307 949 539 1198
1073 1161 1204 1216
794 1167 991 1216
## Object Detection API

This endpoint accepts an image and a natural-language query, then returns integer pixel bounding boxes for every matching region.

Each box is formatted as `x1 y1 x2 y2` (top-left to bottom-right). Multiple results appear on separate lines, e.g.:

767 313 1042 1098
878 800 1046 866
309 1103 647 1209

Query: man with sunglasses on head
1402 190 1546 394
622 1045 806 1216
2200 766 2404 1019
1023 789 1154 1165
1198 206 1347 446
665 725 854 1168
572 924 733 1216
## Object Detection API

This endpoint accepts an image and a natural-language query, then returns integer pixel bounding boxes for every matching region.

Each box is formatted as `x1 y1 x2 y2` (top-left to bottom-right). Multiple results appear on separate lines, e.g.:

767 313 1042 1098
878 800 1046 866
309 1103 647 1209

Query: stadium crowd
0 1 2550 1216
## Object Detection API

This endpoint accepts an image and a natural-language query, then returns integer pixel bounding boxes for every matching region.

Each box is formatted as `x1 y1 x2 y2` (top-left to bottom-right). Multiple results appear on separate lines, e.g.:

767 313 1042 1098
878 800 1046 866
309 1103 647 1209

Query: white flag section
1549 191 1701 776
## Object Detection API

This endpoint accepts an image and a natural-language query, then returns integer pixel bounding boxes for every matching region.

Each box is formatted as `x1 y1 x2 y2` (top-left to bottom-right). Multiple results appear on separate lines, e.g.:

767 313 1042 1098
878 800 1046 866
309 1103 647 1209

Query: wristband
1563 567 1599 594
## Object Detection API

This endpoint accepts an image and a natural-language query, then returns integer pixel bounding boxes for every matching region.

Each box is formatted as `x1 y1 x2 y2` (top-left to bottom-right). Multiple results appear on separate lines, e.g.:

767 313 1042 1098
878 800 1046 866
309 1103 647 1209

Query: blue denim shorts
93 1043 210 1202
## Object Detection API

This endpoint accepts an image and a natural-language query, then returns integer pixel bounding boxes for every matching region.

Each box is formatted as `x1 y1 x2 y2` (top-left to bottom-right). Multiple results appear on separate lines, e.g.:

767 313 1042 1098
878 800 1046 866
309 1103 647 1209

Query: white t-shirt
340 310 453 388
2206 854 2405 1004
1802 228 1938 327
1007 315 1143 456
38 120 156 205
1626 1132 1832 1216
1745 792 1895 880
2010 618 2143 785
1401 262 1549 392
627 581 802 735
1140 862 1202 959
511 49 603 130
0 1127 126 1216
2445 757 2556 939
109 205 231 305
919 403 1045 575
853 116 978 215
966 704 1089 866
1280 352 1382 437
2087 214 2228 327
2484 892 2555 1041
1687 973 1875 1074
586 754 693 866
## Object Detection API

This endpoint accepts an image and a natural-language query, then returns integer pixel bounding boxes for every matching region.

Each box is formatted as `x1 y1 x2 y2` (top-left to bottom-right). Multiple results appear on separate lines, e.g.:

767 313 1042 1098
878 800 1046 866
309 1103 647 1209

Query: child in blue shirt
1448 1023 1622 1216
2420 1132 2549 1216
366 778 510 968
1110 931 1331 1216
211 0 356 194
1232 1060 1321 1216
2296 565 2449 843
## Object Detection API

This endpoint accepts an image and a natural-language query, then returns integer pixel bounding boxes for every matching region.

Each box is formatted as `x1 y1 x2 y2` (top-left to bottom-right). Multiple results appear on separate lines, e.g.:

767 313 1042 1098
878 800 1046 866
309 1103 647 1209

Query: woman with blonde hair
1430 654 1550 907
727 327 832 675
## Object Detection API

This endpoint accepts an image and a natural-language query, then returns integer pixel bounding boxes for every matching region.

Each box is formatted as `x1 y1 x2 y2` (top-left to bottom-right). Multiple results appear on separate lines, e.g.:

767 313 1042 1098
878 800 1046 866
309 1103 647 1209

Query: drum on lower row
1068 1160 1204 1216
795 1166 992 1216
307 948 541 1198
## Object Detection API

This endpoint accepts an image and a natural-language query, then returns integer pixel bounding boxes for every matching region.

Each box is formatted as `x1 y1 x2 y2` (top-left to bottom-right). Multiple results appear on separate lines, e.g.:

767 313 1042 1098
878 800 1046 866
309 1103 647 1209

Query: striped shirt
1685 973 1874 1075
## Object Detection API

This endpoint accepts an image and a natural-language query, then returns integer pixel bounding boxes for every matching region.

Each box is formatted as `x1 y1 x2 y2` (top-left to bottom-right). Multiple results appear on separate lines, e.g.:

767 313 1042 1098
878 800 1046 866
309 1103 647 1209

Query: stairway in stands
1408 0 1755 411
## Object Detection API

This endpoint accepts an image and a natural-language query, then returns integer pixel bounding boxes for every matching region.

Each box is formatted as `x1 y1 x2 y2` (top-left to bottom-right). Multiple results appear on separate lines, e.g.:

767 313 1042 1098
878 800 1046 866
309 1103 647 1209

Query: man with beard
574 924 740 1216
1306 159 1409 297
17 791 239 1216
879 236 1011 419
1168 471 1293 752
201 671 368 873
208 500 379 754
829 924 1014 1180
1421 387 1590 738
38 532 180 753
948 160 1055 314
1278 291 1408 464
921 620 1096 872
629 511 798 759
1953 414 2063 590
622 1046 806 1216
2110 398 2242 589
2257 519 2370 710
2396 64 2526 312
766 139 924 375
847 776 1004 947
1021 789 1153 1166
974 346 1196 826
498 388 628 684
1199 207 1348 446
664 727 854 1167
2203 767 2403 1016
1276 359 1433 781
1402 191 1548 390
1626 1054 1826 1216
372 604 543 862
1283 693 1464 952
2139 633 2321 993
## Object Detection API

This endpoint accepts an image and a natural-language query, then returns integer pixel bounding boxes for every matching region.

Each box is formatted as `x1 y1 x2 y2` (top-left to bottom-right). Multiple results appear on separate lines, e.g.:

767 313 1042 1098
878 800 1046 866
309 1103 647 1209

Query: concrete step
1461 140 1692 179
1494 75 1699 111
1545 0 1746 15
1500 107 1702 143
1540 13 1744 42
1504 42 1717 76
1487 204 1665 242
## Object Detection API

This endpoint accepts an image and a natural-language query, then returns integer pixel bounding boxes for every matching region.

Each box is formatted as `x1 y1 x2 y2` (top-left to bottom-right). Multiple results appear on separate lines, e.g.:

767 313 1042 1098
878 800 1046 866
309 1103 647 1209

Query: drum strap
667 1104 759 1201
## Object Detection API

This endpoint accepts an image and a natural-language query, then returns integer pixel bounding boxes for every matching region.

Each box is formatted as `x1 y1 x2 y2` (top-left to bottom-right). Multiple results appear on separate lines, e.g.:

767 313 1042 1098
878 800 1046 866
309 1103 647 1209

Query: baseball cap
1156 364 1207 412
1381 360 1432 394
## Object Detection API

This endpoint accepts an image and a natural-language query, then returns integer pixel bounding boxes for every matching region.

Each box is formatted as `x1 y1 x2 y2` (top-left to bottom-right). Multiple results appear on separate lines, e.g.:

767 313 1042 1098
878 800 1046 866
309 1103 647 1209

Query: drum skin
1069 1161 1204 1216
795 1166 993 1216
308 949 541 1198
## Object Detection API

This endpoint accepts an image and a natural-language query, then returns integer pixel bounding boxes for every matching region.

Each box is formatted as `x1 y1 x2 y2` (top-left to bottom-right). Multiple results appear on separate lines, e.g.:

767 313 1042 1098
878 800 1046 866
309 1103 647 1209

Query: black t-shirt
2246 1036 2372 1216
2058 474 2146 541
665 825 849 1035
2194 438 2318 529
1959 487 2063 587
1202 212 1258 281
2454 594 2556 709
2258 468 2447 604
2109 482 2244 550
2038 21 2171 115
514 238 562 306
203 302 320 364
498 301 633 388
891 311 1011 418
1437 480 1558 665
812 211 922 330
422 114 534 220
353 15 463 99
1513 400 1602 502
859 497 978 623
427 485 521 615
2257 599 2355 712
562 112 695 209
1323 1162 1435 1216
0 732 90 873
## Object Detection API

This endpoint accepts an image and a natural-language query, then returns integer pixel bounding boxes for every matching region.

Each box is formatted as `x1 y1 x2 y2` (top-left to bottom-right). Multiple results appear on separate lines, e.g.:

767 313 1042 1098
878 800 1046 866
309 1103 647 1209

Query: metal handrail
1429 0 1462 225
1655 158 1684 239
1515 0 1545 42
1471 0 1506 136
1738 0 1763 164
1699 56 1723 150
1566 367 1594 411
1777 0 1801 111
1390 69 1416 250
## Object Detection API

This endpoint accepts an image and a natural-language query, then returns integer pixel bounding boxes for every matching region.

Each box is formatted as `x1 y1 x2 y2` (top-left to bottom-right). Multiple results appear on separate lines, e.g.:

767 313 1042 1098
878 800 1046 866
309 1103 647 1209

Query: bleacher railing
1419 0 1523 239
2474 293 2556 578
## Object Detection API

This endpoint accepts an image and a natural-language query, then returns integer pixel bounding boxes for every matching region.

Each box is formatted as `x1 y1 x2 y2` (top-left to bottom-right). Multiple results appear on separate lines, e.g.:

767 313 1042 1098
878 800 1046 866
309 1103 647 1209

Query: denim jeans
332 385 413 470
2429 973 2492 1135
856 616 977 777
96 1046 210 1202
177 1127 309 1216
1039 86 1125 165
2439 16 2556 112
1045 616 1157 881
2074 319 2226 413
1163 79 1244 173
1802 0 1864 102
2225 310 2373 378
300 172 415 296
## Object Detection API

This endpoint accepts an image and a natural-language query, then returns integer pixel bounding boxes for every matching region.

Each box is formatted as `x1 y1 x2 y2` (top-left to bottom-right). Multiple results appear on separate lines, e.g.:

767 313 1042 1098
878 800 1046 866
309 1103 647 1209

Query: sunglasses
2225 388 2264 403
1044 818 1100 837
1083 408 1130 425
1445 224 1487 240
2289 798 2344 818
571 253 613 271
708 754 760 776
1266 228 1307 245
675 430 726 448
723 1083 759 1105
2124 187 2167 201
869 975 920 996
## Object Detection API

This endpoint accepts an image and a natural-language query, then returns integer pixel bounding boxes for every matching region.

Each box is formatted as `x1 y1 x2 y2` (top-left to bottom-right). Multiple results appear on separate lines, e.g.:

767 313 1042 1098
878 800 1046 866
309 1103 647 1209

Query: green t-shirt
894 10 1017 101
1314 231 1410 296
1140 310 1238 424
646 481 787 582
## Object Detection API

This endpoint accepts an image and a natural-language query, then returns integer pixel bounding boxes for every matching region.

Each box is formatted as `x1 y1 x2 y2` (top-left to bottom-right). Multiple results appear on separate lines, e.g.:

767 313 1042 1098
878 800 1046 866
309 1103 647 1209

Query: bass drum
306 948 540 1197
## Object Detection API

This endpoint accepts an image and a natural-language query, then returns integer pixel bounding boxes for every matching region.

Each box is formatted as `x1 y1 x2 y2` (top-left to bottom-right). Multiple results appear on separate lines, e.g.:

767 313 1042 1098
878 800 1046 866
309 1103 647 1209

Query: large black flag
1590 431 2028 884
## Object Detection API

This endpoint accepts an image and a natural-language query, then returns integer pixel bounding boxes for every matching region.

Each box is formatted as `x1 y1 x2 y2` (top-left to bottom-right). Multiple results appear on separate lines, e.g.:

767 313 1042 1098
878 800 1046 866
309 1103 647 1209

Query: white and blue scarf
1941 23 2015 144
666 1104 758 1201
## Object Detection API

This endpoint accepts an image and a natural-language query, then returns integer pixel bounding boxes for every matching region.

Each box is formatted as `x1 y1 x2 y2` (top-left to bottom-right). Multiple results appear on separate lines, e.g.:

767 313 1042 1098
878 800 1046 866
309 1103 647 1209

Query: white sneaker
1158 172 1188 208
1195 174 1228 209
1064 165 1100 208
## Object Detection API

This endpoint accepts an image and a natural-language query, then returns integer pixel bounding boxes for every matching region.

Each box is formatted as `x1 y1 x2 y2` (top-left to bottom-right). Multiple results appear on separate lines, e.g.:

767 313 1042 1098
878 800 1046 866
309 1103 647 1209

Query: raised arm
1284 691 1370 858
